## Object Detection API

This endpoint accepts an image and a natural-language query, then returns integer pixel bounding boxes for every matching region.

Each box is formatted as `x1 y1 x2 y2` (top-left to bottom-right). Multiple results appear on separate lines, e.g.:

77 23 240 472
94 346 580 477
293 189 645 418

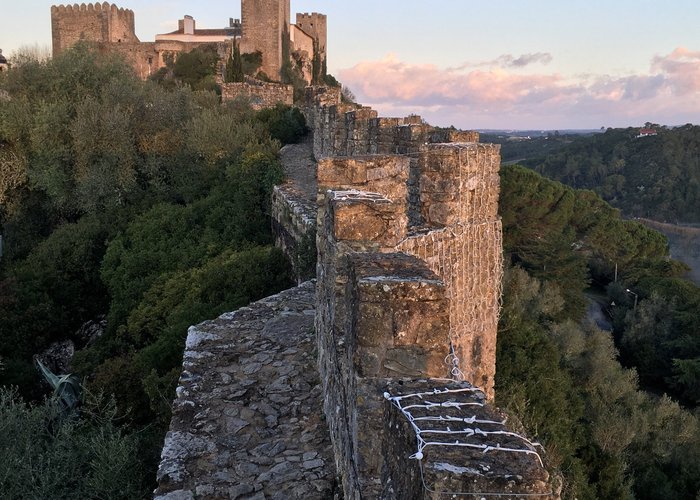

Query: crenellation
294 82 564 497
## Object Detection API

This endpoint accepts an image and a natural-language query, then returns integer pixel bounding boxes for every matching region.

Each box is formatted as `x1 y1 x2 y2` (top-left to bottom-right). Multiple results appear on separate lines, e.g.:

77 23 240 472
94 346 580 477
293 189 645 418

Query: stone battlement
296 12 326 20
51 2 134 15
307 86 558 496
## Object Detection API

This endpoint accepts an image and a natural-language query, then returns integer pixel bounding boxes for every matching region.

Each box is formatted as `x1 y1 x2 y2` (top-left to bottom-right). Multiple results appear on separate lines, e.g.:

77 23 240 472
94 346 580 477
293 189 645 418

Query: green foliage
497 267 700 499
172 44 220 92
499 167 700 497
497 268 583 469
521 125 700 223
0 387 150 499
501 165 672 294
225 41 244 83
0 216 108 393
186 105 278 166
0 44 294 493
256 104 308 144
100 150 284 332
85 245 292 425
625 277 700 404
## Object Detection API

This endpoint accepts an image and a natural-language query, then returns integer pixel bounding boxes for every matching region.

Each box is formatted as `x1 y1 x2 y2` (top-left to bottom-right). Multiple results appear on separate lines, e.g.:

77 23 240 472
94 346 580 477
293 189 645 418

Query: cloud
500 52 553 68
337 49 700 129
651 47 700 95
448 52 553 72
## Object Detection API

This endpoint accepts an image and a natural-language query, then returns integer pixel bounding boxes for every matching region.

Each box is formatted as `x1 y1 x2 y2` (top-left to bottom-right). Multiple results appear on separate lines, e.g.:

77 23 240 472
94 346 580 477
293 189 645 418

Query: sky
3 1 700 130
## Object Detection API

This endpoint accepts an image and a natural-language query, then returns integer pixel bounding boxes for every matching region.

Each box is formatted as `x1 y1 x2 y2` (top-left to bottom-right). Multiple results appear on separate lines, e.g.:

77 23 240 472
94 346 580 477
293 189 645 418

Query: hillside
514 125 700 223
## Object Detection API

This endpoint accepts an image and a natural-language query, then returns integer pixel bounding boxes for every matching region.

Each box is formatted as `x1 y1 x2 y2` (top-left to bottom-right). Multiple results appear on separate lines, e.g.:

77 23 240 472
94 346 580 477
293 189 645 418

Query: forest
0 44 307 497
492 125 700 223
1 45 699 499
496 165 700 499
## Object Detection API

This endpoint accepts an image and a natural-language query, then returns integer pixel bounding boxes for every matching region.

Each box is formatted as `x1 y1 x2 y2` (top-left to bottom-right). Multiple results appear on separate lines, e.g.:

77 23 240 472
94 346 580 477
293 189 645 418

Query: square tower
295 13 327 67
50 3 138 56
240 0 290 81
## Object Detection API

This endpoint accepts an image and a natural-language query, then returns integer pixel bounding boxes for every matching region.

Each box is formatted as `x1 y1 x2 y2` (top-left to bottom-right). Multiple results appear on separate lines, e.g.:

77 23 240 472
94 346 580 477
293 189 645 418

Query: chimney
183 15 195 35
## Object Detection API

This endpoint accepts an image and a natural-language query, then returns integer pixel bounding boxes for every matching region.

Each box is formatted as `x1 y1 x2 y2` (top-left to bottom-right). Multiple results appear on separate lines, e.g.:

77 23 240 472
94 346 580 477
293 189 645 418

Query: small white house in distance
637 127 658 138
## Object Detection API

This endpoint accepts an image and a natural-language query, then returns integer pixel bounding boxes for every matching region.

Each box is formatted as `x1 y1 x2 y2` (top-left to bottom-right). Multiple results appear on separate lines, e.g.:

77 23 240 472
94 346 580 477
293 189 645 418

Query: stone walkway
155 281 337 499
279 137 317 202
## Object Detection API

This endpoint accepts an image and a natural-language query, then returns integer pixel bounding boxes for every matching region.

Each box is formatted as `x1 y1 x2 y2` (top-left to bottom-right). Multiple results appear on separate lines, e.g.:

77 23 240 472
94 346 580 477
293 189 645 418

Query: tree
224 40 244 83
0 388 150 499
256 104 308 144
172 44 220 91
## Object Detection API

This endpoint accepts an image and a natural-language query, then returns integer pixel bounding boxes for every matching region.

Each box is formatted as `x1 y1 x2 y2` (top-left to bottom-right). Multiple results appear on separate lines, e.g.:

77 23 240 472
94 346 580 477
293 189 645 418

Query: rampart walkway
154 282 337 499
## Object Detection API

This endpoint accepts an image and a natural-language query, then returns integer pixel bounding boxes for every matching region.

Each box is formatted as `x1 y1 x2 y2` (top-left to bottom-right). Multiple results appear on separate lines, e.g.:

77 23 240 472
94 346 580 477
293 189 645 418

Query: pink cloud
337 49 700 129
651 47 700 95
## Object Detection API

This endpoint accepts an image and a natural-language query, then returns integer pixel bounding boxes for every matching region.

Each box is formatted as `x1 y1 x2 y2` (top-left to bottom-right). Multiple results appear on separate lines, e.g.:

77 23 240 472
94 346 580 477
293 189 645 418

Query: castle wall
51 3 138 56
220 79 293 109
156 83 560 498
108 41 157 79
313 144 553 497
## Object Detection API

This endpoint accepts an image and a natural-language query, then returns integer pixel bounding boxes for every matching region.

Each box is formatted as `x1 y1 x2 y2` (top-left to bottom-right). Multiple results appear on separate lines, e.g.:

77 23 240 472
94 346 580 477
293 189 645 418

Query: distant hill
481 132 597 165
496 125 700 223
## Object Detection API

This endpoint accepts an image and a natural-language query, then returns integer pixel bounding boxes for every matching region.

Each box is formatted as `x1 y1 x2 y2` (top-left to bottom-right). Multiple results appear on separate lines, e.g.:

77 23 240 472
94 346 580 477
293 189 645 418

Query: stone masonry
221 78 294 110
307 87 558 497
154 282 337 499
51 3 138 56
240 0 290 81
306 87 501 397
157 89 560 498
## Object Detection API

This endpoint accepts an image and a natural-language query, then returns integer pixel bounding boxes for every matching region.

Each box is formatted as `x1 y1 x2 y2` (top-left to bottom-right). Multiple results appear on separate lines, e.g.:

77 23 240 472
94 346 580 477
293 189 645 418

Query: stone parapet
348 253 450 379
383 379 559 499
271 184 316 282
398 221 503 394
317 154 409 201
271 140 318 283
419 143 501 227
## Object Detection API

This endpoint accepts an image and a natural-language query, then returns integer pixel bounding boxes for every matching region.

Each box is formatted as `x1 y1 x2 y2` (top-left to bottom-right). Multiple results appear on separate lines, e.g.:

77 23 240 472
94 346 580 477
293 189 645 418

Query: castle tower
295 13 327 72
51 3 139 56
240 0 290 81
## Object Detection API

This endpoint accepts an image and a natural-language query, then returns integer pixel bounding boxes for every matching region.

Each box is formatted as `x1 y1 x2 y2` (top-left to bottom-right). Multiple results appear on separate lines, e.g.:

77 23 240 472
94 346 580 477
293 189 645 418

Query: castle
50 1 327 84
